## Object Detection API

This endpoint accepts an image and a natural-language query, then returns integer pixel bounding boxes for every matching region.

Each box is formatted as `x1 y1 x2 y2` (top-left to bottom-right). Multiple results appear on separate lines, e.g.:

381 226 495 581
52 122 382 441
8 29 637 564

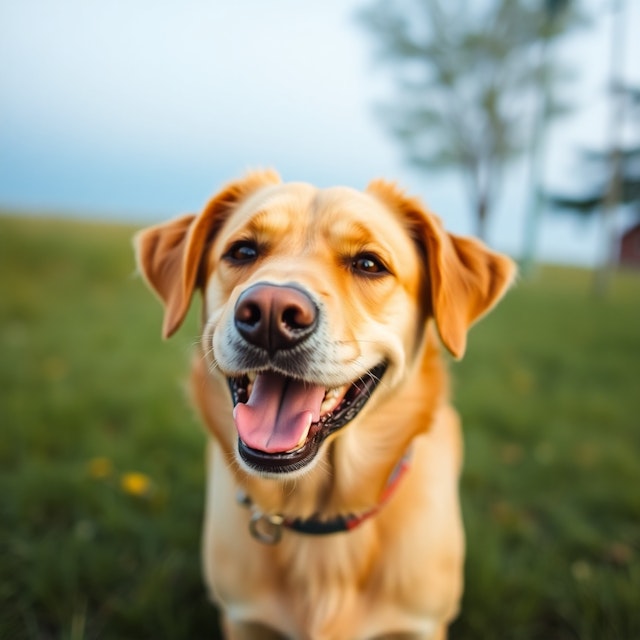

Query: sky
1 0 639 266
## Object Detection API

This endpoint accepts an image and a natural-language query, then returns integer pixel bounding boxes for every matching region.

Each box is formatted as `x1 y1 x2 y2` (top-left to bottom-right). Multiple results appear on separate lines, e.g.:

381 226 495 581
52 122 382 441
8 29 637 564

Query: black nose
234 284 318 353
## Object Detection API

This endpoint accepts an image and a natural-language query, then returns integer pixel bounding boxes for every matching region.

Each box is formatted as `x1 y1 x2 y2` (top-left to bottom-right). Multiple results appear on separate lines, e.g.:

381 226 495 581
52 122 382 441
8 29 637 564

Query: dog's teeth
320 385 348 416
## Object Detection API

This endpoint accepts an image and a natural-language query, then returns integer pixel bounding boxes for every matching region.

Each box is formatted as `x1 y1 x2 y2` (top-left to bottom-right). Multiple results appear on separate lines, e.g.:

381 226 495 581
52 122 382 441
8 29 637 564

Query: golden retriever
135 171 515 640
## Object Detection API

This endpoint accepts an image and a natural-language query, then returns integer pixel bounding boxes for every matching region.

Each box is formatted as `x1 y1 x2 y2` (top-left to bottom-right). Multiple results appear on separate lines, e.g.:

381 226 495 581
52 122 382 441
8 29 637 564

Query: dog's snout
234 284 318 353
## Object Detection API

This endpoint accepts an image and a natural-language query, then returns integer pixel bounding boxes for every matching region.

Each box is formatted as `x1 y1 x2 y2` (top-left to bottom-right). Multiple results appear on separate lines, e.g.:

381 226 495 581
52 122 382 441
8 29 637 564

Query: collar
236 450 411 544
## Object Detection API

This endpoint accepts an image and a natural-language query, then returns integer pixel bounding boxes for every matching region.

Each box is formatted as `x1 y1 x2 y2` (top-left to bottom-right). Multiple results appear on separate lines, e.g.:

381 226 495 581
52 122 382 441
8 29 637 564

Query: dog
135 170 515 640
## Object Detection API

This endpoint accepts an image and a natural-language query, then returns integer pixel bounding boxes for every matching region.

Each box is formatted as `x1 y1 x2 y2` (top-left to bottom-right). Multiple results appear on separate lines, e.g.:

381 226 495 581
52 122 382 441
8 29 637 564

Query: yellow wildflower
120 472 152 497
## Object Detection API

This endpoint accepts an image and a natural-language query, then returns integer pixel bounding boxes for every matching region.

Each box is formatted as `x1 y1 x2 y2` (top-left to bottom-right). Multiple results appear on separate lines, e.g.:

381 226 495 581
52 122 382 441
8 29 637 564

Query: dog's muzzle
224 283 387 475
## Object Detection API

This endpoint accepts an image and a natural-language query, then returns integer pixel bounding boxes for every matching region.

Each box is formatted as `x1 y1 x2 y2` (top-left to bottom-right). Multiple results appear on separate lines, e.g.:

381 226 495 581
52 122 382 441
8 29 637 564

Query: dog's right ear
134 170 281 338
135 213 197 339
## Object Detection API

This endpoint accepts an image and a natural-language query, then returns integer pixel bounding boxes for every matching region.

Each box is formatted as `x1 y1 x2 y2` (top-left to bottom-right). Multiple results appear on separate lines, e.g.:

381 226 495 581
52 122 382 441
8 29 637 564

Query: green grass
1 214 638 639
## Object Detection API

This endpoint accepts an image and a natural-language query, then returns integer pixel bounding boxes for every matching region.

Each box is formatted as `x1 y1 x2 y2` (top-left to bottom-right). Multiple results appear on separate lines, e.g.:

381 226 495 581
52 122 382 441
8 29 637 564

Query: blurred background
2 0 639 269
1 1 639 639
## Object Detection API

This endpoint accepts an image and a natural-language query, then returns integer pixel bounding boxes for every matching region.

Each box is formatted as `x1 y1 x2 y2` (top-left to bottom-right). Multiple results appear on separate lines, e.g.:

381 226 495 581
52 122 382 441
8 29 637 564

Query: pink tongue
233 372 326 453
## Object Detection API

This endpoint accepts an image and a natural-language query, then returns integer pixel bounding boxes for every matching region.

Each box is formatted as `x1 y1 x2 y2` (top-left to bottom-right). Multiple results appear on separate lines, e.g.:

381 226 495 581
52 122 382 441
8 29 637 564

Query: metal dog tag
249 511 285 545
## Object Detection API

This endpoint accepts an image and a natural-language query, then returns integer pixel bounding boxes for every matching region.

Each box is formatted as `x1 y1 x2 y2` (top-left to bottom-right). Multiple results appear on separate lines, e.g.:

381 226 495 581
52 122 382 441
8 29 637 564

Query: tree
546 86 640 274
546 1 638 292
521 0 584 276
358 0 580 242
547 137 640 217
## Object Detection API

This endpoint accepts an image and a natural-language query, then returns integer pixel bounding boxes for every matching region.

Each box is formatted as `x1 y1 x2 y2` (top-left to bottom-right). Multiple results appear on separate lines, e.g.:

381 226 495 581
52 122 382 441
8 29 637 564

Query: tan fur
135 171 515 639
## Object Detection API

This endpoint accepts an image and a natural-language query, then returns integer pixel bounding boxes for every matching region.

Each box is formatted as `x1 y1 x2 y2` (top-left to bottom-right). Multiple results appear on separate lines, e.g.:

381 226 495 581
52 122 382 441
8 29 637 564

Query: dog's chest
207 503 439 639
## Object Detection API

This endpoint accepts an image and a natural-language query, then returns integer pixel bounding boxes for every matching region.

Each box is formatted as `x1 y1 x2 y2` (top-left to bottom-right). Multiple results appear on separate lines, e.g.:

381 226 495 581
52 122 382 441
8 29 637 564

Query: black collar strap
236 451 411 544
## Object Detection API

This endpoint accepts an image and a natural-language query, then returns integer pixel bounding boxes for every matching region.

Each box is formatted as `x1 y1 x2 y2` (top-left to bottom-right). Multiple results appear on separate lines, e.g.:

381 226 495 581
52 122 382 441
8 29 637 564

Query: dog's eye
351 253 388 276
224 241 259 264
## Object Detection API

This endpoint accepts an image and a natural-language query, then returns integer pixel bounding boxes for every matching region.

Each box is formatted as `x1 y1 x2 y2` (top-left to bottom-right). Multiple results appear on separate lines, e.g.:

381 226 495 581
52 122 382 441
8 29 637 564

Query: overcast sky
1 0 639 266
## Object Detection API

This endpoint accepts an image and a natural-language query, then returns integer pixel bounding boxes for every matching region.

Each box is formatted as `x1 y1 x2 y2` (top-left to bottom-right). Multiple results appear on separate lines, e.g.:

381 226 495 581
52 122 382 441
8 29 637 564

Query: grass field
1 213 639 640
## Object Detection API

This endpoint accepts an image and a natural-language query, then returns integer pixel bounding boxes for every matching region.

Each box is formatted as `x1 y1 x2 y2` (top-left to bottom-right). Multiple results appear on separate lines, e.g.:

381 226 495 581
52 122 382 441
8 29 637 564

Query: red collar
236 451 411 544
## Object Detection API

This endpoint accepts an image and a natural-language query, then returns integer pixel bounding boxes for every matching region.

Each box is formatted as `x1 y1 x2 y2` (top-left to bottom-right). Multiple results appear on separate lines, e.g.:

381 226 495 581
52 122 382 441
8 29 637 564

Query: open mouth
227 363 387 474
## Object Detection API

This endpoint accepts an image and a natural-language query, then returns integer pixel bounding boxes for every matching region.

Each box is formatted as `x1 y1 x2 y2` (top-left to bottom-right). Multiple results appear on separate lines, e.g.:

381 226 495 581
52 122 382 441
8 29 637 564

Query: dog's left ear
367 180 516 359
135 170 281 338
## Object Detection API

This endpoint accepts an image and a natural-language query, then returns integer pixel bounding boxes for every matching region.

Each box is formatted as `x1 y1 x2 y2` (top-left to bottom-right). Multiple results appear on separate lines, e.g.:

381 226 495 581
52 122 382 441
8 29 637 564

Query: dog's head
135 171 515 476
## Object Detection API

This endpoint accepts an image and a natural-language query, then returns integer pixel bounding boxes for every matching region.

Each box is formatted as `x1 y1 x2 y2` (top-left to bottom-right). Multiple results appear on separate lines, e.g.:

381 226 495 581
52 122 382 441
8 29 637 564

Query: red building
619 223 640 268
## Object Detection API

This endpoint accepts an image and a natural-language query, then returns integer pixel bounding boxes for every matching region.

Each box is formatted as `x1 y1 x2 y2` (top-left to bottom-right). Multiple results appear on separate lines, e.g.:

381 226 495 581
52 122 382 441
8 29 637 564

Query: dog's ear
423 226 516 359
367 180 516 359
135 170 281 338
135 213 197 339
